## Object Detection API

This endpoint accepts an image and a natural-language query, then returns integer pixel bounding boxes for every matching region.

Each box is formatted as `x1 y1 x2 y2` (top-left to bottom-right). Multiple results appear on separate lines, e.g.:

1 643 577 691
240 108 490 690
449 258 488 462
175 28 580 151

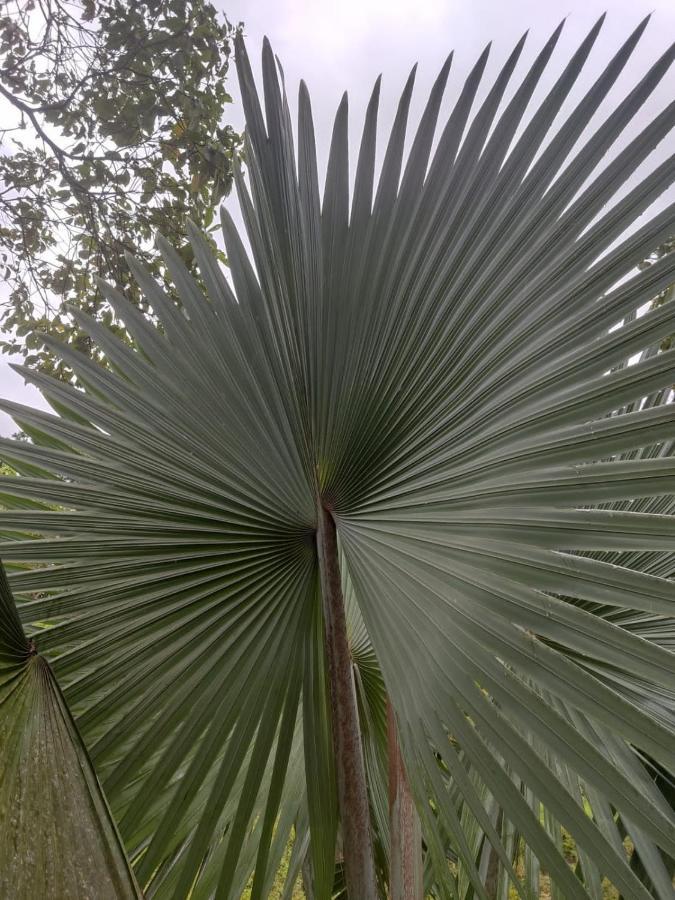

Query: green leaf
1 18 675 899
0 561 141 899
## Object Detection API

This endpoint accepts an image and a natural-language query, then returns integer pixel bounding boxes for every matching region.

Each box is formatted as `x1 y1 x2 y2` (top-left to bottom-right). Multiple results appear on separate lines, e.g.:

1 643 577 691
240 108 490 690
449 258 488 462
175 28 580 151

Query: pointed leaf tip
553 17 566 37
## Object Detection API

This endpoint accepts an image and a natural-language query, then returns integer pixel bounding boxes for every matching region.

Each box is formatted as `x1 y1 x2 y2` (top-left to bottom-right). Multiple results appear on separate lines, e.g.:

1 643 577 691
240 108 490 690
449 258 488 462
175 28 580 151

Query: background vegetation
0 0 241 378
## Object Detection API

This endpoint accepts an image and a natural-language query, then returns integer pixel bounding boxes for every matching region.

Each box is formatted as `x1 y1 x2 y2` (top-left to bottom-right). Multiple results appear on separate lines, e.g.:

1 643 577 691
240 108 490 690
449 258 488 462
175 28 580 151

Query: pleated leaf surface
1 18 675 899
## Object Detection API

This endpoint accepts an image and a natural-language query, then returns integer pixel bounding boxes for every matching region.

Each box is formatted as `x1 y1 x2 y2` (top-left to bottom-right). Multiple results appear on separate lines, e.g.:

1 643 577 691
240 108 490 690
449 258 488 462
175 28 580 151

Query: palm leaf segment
1 16 675 899
0 562 142 899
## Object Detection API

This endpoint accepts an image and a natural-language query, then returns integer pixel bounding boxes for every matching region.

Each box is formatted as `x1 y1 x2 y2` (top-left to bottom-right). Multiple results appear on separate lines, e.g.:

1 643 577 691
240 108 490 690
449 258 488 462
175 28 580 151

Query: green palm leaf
1 16 675 899
0 561 142 899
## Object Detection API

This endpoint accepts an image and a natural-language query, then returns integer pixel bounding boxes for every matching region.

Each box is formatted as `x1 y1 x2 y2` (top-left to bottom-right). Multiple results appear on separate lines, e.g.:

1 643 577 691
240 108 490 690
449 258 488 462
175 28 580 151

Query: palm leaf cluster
1 16 675 899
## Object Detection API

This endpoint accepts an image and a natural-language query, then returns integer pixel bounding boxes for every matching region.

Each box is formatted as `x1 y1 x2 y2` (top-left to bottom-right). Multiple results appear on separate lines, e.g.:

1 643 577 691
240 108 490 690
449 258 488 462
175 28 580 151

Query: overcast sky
1 0 674 436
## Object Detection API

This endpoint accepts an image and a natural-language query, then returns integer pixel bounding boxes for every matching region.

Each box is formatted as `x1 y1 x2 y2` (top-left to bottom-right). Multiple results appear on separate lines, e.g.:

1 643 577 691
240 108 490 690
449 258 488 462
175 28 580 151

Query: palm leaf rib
0 17 674 899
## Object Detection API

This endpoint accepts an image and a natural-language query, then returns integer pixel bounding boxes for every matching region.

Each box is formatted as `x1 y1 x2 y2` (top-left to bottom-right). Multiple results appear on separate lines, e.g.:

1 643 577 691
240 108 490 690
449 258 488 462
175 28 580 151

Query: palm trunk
483 844 500 899
481 808 502 899
387 701 423 900
316 503 378 900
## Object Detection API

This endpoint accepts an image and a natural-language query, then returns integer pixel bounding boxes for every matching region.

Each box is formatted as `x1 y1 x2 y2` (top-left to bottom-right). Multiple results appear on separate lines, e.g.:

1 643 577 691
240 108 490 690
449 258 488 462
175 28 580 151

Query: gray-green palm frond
1 15 675 899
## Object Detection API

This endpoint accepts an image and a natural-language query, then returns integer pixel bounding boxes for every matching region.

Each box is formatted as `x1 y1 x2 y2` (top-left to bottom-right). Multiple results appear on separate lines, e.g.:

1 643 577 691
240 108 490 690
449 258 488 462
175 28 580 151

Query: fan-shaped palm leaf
0 562 142 899
1 16 675 899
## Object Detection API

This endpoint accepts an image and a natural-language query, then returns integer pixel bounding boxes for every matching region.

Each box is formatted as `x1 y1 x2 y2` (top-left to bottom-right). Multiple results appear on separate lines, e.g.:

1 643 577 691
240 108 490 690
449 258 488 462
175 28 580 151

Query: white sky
1 0 674 436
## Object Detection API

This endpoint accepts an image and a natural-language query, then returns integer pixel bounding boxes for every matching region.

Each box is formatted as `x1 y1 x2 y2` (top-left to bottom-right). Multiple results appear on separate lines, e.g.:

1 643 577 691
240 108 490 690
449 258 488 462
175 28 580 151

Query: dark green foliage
0 0 242 377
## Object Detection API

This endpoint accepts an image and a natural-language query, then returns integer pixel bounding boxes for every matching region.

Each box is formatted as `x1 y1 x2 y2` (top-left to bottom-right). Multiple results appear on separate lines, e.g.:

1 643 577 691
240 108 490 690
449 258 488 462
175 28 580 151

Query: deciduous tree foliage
0 0 241 378
1 17 675 900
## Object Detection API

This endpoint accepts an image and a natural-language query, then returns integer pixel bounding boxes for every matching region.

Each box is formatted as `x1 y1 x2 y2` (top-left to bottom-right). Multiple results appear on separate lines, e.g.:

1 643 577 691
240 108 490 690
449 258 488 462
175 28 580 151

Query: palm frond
1 17 675 898
0 560 142 899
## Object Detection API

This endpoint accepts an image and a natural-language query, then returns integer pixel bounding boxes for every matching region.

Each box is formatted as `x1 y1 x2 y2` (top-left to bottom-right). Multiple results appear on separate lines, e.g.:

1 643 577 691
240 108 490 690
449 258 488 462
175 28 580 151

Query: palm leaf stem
316 502 378 899
388 698 424 900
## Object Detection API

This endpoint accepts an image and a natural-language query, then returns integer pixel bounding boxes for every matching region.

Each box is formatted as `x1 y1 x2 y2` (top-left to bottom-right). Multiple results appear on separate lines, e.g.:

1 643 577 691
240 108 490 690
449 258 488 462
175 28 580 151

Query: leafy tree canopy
0 0 242 378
